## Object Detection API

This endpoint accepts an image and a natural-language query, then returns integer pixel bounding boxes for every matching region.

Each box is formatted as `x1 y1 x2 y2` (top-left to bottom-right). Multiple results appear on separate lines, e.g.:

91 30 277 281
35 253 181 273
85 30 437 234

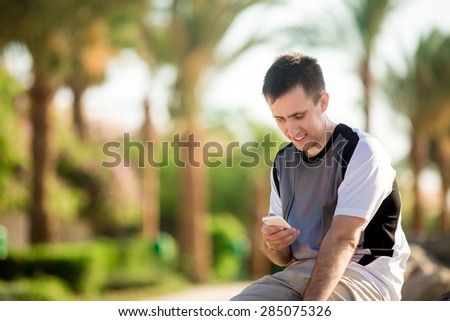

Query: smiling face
269 85 334 157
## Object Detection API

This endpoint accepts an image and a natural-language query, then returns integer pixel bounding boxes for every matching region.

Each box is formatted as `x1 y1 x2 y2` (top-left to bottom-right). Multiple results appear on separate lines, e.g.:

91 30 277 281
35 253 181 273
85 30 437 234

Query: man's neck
306 120 337 157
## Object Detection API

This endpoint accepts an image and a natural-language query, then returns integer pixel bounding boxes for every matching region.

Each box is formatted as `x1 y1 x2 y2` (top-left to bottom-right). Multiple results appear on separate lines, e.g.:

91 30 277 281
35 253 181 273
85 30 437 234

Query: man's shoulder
335 123 359 142
352 128 390 157
339 126 393 170
338 124 380 145
336 124 387 155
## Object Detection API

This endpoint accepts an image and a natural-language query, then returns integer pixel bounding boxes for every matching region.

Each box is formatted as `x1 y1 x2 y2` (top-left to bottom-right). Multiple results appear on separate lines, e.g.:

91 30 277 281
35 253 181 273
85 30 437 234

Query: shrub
106 233 180 290
210 213 250 281
0 240 116 297
0 276 73 300
0 235 184 299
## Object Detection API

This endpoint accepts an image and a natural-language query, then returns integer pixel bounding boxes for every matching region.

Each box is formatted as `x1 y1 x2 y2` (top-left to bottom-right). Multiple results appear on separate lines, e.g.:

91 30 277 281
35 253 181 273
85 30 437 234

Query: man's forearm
302 235 356 300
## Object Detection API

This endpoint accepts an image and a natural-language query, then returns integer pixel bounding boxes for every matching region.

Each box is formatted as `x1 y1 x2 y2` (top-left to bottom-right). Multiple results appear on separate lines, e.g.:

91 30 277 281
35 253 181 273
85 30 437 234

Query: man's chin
291 141 306 152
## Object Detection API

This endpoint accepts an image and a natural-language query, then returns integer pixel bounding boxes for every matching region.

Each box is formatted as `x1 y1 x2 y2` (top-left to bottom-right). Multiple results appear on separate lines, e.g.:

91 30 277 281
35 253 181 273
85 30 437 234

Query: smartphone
262 215 291 228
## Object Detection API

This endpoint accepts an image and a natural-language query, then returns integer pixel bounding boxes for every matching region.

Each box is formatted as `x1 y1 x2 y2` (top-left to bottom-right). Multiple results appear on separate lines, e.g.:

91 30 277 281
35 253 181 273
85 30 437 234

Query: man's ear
320 92 329 113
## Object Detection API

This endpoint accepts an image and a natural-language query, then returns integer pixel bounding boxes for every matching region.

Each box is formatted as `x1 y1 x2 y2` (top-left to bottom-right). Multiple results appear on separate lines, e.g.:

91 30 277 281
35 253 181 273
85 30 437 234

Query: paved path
147 281 251 301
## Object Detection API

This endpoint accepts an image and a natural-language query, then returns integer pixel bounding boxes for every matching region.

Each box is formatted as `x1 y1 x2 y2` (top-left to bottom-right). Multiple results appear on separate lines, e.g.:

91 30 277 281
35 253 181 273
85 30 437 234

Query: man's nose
286 121 299 137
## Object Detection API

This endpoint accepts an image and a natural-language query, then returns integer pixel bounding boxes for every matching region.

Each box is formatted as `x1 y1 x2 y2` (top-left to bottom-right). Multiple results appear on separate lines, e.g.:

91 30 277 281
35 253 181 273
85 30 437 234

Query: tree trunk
410 130 428 237
141 99 160 241
68 77 87 140
360 53 373 134
248 176 271 279
436 136 450 234
177 127 212 283
29 72 58 244
174 55 212 283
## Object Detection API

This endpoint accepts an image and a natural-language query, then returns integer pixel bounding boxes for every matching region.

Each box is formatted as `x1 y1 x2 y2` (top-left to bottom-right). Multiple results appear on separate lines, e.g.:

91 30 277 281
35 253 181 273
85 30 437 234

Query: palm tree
66 4 147 140
140 99 160 241
284 0 394 133
351 0 393 133
414 31 450 235
0 0 145 243
140 0 274 282
0 0 75 243
425 32 450 234
384 30 450 236
66 21 114 140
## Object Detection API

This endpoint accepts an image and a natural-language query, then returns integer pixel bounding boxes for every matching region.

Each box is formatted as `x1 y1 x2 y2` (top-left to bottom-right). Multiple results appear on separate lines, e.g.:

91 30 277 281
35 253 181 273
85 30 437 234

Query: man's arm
302 215 366 300
261 224 299 266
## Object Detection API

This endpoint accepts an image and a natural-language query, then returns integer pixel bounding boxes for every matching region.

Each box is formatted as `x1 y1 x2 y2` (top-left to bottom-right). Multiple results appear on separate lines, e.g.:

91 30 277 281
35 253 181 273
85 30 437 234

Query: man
231 52 410 301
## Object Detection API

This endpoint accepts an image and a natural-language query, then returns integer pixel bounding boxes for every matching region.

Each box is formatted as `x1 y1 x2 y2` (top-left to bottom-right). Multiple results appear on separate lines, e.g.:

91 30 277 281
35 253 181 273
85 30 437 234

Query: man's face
268 85 329 157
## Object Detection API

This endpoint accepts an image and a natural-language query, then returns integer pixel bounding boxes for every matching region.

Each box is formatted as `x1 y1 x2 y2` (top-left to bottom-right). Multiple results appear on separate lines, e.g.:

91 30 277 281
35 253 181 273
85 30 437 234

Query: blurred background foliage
0 0 449 300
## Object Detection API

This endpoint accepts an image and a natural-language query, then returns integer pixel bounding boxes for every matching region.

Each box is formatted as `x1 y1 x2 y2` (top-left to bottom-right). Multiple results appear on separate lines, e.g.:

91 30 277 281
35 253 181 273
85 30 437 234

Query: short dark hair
262 52 326 104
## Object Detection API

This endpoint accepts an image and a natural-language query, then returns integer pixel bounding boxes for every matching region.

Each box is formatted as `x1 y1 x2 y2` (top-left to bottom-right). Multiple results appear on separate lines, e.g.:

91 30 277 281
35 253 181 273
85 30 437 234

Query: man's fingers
261 224 285 235
262 227 299 250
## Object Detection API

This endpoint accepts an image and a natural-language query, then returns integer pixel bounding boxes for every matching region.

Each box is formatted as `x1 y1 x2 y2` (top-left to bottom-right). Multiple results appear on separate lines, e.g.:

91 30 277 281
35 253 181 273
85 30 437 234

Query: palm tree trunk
361 53 372 133
177 127 212 283
29 72 58 244
68 77 87 140
141 99 160 241
174 59 212 283
436 136 450 234
410 130 428 237
248 176 271 278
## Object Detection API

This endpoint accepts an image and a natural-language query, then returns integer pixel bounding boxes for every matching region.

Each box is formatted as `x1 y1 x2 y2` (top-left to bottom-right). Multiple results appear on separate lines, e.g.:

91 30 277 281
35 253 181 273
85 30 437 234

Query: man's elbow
325 228 361 251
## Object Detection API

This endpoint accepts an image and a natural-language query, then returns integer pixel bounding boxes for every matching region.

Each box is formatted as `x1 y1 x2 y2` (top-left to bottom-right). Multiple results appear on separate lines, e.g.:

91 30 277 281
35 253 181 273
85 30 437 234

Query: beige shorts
230 259 383 301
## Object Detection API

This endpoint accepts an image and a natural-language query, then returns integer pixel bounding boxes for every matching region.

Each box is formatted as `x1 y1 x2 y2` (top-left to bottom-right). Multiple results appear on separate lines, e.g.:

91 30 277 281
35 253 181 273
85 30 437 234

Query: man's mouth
293 134 306 141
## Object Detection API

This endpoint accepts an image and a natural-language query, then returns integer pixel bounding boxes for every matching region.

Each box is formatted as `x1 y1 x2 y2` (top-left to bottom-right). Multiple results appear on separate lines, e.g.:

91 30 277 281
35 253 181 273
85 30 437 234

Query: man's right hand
261 224 300 265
